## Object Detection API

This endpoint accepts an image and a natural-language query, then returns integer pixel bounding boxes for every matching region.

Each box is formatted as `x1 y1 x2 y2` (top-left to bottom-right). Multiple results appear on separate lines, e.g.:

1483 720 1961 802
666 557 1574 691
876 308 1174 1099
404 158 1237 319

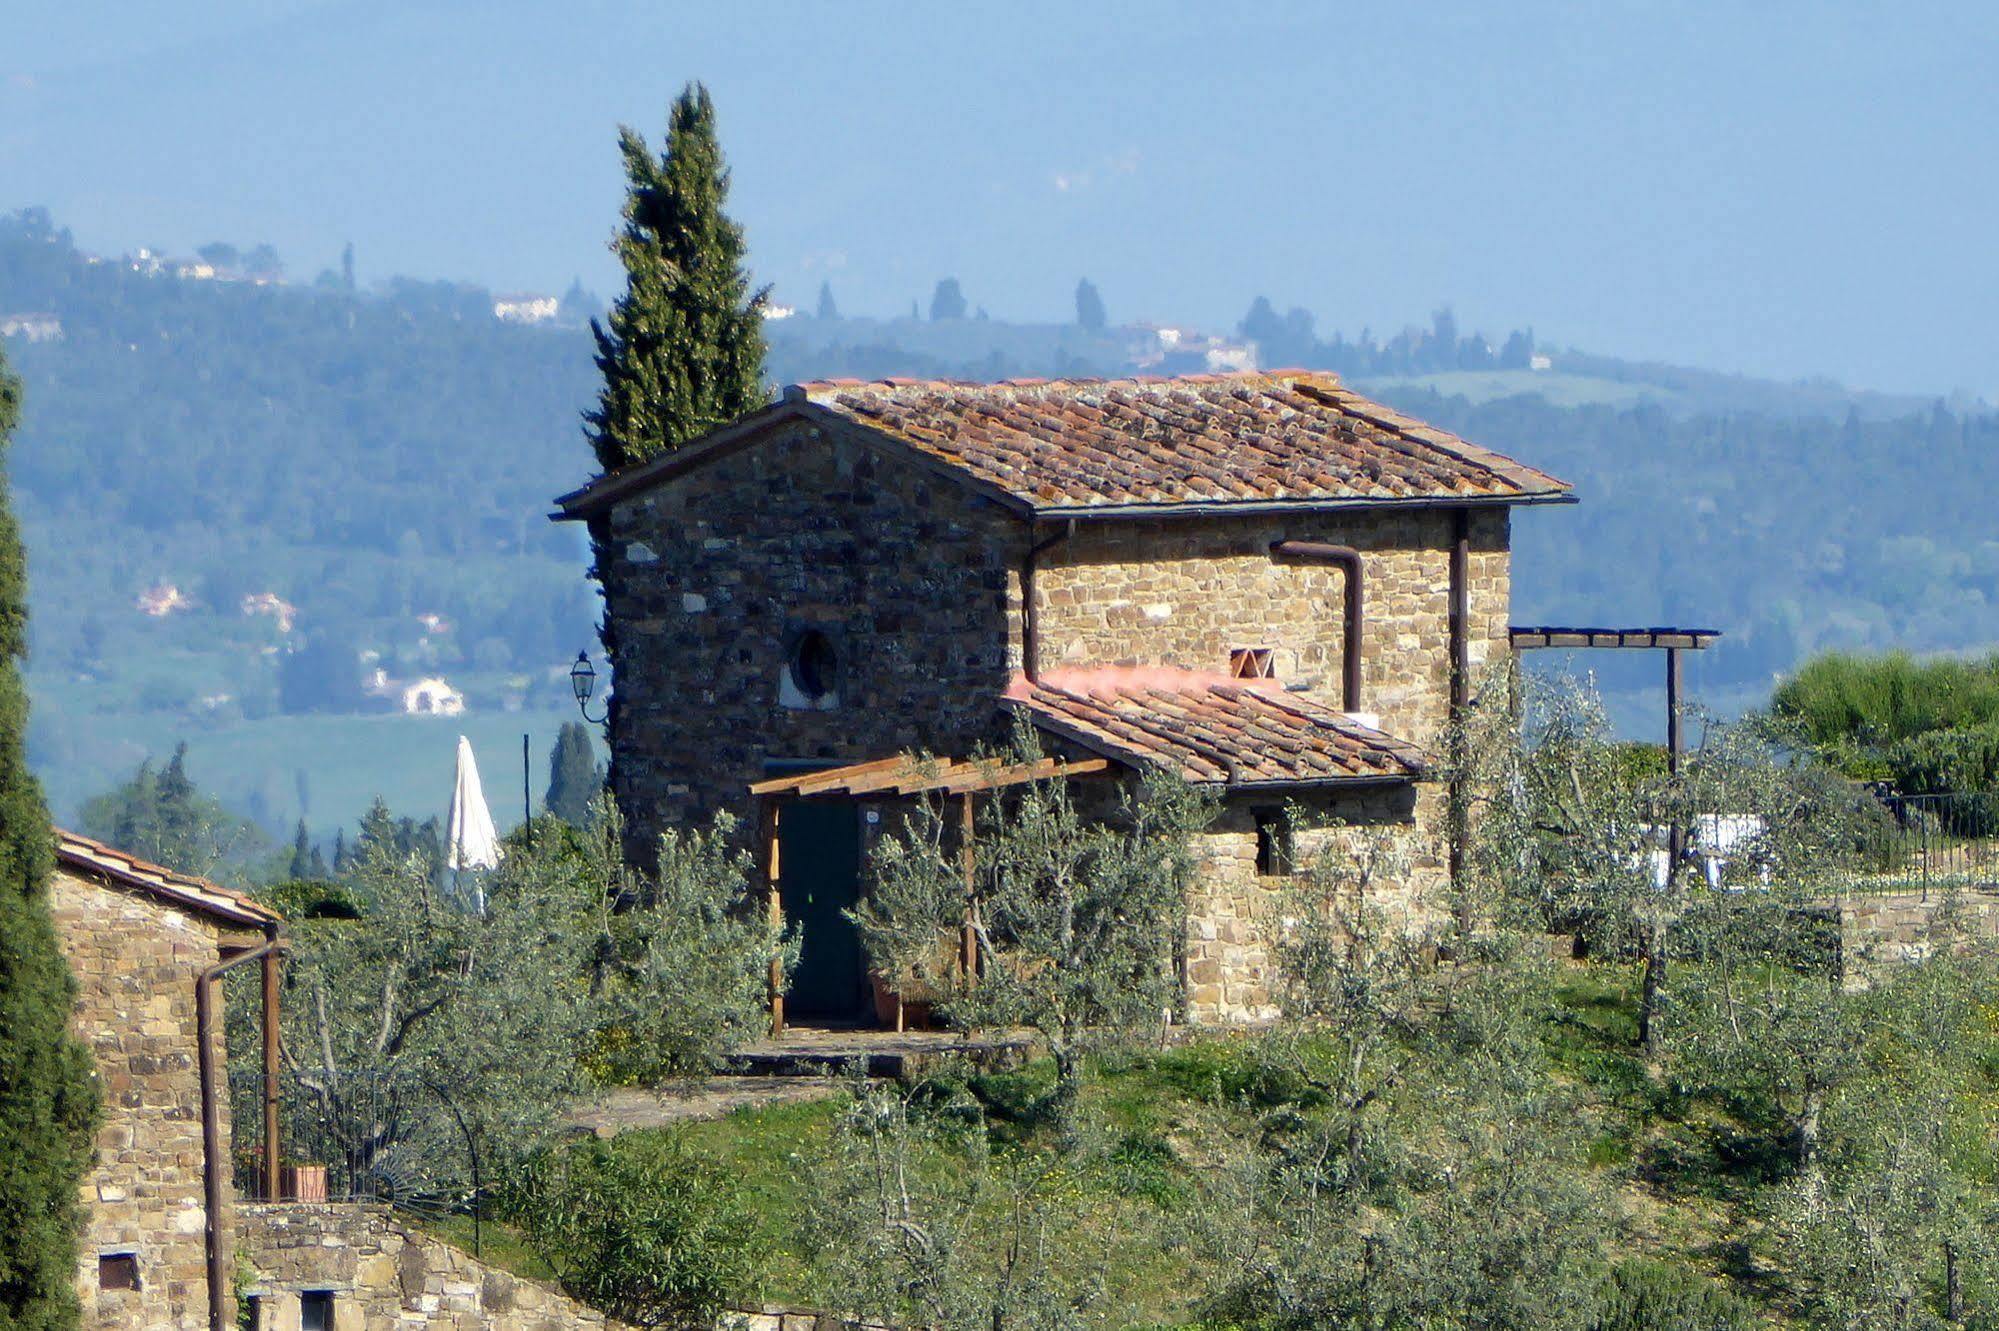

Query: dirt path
567 1077 842 1136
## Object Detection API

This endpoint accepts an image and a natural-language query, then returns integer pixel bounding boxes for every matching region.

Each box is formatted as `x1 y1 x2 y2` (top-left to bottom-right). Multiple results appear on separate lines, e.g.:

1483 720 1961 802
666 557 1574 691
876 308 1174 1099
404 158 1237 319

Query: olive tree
1770 949 1999 1327
272 795 791 1212
809 1076 1108 1331
855 738 1210 1134
278 835 600 1205
1199 962 1611 1331
1502 676 1867 1052
581 799 795 1084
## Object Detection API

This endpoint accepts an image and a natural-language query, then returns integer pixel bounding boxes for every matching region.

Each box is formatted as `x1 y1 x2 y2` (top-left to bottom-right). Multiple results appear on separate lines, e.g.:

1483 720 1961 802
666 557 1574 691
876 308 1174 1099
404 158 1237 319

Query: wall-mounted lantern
570 651 608 725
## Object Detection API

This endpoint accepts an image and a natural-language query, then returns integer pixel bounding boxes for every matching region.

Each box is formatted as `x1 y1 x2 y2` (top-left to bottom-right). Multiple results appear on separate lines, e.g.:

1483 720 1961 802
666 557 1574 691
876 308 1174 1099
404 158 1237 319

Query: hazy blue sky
5 1 1994 397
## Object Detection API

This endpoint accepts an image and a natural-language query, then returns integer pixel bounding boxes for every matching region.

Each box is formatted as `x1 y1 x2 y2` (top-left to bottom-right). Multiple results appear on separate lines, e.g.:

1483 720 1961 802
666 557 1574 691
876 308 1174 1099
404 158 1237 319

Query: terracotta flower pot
281 1163 327 1203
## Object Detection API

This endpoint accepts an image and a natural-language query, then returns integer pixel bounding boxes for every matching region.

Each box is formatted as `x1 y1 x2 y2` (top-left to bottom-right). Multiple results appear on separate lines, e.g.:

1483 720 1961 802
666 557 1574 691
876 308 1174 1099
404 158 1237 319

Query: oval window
789 630 838 701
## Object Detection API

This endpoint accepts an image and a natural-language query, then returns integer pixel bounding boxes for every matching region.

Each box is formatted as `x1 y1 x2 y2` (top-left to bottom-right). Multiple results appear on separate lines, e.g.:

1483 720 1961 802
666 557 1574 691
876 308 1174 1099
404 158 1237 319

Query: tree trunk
1050 1039 1082 1150
1638 916 1665 1054
1796 1087 1824 1167
1946 1240 1964 1324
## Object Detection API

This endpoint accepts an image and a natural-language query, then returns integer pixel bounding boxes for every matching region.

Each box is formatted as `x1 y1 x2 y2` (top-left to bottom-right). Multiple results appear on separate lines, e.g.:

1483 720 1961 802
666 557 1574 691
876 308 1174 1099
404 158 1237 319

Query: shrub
1885 722 1999 797
509 1133 761 1330
1772 650 1999 757
1589 1260 1757 1331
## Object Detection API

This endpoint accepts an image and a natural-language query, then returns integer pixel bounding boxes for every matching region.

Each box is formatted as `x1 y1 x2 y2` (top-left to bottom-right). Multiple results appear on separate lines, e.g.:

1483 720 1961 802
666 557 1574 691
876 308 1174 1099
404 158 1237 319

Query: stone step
725 1027 1035 1081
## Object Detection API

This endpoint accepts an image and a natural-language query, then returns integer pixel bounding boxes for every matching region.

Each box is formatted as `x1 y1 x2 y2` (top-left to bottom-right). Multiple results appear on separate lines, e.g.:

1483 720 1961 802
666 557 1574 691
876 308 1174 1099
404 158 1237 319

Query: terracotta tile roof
795 371 1570 514
1005 668 1429 788
54 829 283 928
552 370 1571 520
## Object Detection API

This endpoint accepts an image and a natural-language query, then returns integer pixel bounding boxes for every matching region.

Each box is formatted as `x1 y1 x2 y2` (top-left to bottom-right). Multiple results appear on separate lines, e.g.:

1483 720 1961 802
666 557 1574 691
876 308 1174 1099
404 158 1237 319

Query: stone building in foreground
557 371 1572 1024
51 830 619 1331
52 829 284 1330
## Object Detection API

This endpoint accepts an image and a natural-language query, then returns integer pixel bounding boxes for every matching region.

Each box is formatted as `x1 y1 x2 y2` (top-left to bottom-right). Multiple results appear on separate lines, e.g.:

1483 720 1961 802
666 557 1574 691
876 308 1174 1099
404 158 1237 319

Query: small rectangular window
1230 647 1274 679
1254 808 1293 877
245 1294 266 1331
301 1290 335 1331
98 1252 139 1292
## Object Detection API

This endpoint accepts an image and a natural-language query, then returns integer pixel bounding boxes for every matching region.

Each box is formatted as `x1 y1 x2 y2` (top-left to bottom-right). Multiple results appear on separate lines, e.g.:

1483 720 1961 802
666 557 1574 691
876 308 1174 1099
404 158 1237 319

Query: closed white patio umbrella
446 734 501 909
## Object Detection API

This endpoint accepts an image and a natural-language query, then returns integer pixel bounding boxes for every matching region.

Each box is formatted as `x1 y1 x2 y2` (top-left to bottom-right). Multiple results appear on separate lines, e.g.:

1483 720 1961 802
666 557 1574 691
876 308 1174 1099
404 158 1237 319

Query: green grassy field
1353 370 1675 410
427 962 1970 1327
29 702 596 845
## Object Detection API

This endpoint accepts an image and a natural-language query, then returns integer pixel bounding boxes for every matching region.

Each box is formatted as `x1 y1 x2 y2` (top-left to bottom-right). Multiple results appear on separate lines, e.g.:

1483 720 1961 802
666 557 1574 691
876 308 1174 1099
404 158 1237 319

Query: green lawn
1353 370 1674 410
30 703 593 847
420 963 1997 1326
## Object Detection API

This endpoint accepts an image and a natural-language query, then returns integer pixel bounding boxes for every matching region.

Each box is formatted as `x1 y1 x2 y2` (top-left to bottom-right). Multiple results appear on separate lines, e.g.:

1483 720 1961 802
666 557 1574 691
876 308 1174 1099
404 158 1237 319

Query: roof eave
550 399 1041 524
1026 490 1576 521
1202 773 1427 792
550 397 816 521
54 831 284 927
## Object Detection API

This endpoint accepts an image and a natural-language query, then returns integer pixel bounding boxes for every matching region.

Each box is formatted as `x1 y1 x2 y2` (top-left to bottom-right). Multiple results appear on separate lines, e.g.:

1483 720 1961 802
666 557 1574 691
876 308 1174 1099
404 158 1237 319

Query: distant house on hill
239 591 297 633
135 582 191 617
556 371 1572 1026
0 311 63 342
402 676 467 716
491 292 558 325
1127 323 1258 375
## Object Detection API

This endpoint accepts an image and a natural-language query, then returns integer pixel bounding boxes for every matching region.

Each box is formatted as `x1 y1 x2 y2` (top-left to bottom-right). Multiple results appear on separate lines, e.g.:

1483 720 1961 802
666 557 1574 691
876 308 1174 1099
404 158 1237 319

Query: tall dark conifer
0 346 97 1330
585 83 768 474
544 722 602 827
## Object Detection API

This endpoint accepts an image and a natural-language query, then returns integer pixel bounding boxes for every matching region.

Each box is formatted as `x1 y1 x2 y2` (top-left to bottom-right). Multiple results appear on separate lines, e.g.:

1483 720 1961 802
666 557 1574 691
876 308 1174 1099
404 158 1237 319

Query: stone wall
595 419 1513 1024
50 867 236 1331
1185 784 1450 1024
1034 507 1510 748
1835 889 1999 985
723 1309 889 1331
237 1203 619 1331
595 418 1028 858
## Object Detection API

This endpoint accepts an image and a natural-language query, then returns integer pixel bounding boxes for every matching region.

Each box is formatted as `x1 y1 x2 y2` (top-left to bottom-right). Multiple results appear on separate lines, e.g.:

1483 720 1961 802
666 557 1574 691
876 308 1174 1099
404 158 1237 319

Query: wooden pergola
1508 625 1720 773
747 753 1113 1032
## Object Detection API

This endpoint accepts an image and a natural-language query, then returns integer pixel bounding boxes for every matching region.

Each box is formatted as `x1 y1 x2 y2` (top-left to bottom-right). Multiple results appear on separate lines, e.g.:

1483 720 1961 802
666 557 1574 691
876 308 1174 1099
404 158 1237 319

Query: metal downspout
1268 540 1365 712
1448 510 1471 890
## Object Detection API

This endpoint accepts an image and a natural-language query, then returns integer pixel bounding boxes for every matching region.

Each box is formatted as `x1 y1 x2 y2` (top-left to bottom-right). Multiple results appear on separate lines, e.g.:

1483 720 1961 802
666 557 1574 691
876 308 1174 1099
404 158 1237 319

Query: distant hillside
4 205 1993 834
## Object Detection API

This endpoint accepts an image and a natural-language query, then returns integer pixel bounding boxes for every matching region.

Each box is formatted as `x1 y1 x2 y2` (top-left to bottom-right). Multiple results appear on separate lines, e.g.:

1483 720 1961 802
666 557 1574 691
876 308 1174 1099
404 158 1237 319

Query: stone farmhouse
51 830 619 1331
555 371 1573 1025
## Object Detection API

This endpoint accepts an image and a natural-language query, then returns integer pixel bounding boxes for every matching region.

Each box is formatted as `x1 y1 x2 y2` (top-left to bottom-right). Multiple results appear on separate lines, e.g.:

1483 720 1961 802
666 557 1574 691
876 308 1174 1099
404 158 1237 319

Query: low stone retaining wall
237 1202 620 1331
1835 887 1999 983
722 1309 891 1331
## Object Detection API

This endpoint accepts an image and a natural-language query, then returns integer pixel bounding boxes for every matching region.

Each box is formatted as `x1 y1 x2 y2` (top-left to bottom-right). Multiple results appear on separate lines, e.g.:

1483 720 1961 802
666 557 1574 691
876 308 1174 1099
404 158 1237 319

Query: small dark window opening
301 1290 335 1331
1254 808 1294 877
245 1294 267 1331
1230 647 1275 680
98 1253 139 1292
789 629 839 701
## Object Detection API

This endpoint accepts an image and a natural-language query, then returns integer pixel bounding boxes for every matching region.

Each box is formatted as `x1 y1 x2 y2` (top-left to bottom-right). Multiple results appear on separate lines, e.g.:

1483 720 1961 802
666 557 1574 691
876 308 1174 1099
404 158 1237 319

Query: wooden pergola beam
757 798 785 1035
1508 625 1720 652
751 754 1114 800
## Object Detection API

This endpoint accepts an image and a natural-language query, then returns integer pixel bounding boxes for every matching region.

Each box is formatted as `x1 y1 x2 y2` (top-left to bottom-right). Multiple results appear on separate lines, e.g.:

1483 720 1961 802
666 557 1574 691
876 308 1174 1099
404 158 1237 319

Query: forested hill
4 205 1994 834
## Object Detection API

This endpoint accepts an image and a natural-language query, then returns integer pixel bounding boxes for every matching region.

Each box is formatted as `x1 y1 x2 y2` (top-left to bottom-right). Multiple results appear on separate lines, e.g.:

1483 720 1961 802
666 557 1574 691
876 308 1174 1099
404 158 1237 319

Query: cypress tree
0 345 97 1329
585 83 768 474
1074 277 1107 331
545 722 602 826
289 819 315 880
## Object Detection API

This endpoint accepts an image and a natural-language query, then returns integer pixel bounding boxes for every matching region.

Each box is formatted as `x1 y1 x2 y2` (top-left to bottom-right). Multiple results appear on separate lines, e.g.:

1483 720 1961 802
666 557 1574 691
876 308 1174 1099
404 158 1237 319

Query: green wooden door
779 799 867 1020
